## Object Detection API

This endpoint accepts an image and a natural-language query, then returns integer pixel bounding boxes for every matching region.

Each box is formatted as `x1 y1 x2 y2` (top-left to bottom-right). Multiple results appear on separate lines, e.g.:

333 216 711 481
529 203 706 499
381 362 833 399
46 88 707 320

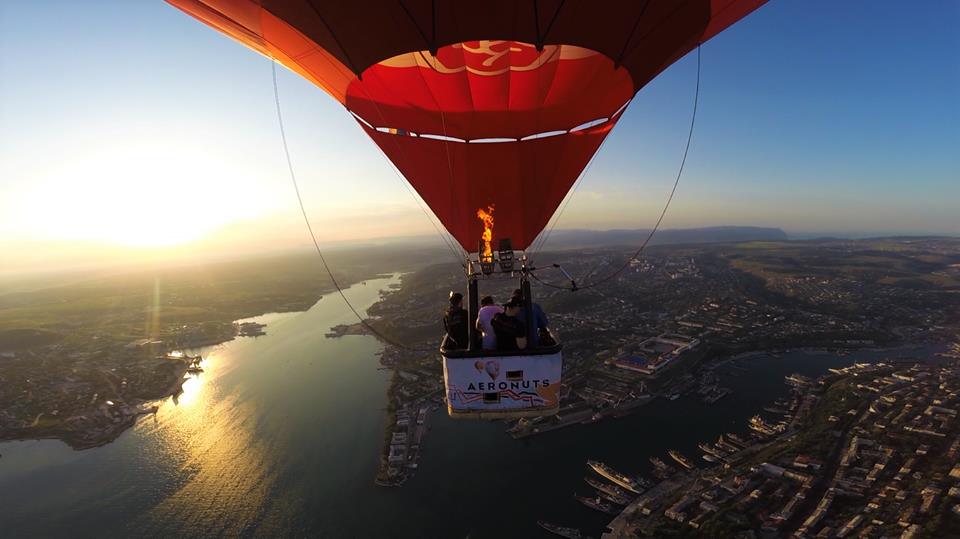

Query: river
0 274 943 538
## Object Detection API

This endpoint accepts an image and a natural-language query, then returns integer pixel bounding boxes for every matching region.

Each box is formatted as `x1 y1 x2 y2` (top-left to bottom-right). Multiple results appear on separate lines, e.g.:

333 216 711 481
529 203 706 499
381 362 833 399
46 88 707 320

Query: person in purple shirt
475 295 503 350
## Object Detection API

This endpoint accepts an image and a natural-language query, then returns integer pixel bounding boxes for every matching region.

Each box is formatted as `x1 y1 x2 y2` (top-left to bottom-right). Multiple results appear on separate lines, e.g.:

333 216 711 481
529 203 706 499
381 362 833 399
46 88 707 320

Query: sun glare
23 143 275 247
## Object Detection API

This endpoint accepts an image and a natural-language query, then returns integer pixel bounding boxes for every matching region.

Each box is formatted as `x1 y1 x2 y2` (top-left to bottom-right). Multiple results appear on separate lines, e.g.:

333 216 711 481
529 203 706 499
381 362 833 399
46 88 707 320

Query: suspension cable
534 45 701 291
270 60 433 353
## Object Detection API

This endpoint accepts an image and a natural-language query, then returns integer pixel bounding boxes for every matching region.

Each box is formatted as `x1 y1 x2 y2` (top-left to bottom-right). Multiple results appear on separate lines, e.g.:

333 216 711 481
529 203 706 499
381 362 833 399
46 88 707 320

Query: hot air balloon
167 0 766 419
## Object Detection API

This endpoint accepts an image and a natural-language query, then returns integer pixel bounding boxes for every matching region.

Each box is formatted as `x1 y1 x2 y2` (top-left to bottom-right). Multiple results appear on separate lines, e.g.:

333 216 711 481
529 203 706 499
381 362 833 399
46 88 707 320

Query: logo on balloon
447 41 557 75
378 41 598 76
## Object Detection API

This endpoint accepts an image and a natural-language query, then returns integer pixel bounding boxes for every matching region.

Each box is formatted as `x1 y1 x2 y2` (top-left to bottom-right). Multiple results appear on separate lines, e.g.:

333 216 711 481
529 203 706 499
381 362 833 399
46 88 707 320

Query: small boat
668 450 695 470
575 494 619 515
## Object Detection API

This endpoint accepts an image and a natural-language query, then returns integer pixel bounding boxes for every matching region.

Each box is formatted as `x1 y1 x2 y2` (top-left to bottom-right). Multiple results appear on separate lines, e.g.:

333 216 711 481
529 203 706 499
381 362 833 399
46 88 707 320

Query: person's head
503 298 521 316
449 291 463 307
512 289 523 301
480 295 494 307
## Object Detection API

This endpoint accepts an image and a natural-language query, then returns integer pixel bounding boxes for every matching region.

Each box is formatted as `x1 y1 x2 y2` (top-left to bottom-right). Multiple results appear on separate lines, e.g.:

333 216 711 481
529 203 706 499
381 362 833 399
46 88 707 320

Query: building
612 333 700 375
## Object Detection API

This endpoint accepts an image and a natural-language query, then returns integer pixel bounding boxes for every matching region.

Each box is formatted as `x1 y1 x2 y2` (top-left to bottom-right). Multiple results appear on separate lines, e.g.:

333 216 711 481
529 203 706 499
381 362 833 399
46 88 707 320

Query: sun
26 142 276 248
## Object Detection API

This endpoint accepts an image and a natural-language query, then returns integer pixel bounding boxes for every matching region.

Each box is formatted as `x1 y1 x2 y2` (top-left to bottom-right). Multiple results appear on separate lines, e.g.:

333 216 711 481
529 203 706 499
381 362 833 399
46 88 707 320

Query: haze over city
1 0 956 275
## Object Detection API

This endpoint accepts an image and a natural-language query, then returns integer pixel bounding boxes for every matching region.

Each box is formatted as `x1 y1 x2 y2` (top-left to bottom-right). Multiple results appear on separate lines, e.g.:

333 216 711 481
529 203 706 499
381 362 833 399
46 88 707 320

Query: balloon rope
528 122 618 259
533 45 701 291
271 60 433 353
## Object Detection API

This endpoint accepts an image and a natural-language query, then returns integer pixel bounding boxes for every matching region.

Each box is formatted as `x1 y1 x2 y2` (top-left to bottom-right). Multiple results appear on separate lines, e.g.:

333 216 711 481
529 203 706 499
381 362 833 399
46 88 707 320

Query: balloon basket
441 346 563 420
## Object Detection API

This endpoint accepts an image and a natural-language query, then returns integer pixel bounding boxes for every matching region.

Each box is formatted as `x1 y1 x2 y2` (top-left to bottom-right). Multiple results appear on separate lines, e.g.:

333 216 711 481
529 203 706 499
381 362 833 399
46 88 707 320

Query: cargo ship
537 521 592 539
586 460 644 494
584 476 638 502
575 494 619 515
668 450 695 470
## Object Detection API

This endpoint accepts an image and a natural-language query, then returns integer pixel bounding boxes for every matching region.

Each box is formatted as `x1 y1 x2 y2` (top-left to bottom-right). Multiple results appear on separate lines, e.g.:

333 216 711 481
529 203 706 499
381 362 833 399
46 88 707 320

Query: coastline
0 276 387 452
0 335 232 451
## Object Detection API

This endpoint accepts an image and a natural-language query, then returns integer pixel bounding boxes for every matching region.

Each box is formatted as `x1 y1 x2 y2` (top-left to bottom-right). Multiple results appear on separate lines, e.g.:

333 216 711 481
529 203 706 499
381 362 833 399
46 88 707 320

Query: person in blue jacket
510 289 549 348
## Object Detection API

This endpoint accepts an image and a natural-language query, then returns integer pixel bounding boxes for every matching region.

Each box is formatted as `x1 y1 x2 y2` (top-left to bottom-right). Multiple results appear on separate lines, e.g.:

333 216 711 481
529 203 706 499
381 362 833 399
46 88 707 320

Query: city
356 237 960 536
1 237 958 536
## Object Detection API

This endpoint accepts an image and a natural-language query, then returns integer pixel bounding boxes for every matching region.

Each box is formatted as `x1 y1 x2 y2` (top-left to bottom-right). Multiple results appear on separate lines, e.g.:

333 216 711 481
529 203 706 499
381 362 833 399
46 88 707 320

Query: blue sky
0 0 957 270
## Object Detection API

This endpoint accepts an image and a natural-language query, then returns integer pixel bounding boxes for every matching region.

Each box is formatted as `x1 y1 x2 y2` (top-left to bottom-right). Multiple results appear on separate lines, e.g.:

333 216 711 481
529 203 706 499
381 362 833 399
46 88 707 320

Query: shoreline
0 337 227 451
0 277 392 452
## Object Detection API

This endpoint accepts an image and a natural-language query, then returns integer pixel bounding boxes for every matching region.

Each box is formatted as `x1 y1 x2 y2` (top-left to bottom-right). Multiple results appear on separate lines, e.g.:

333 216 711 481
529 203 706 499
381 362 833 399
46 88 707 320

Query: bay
0 273 941 538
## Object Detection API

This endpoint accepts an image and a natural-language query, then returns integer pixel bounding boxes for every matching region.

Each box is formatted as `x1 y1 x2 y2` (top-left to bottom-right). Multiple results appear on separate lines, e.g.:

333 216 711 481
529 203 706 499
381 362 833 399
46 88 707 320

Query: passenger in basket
511 289 549 348
476 295 503 351
491 298 527 352
443 292 468 349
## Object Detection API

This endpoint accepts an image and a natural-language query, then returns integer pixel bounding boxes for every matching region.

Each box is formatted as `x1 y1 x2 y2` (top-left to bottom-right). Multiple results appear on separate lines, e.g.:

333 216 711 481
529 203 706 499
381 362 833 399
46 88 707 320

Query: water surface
0 278 941 537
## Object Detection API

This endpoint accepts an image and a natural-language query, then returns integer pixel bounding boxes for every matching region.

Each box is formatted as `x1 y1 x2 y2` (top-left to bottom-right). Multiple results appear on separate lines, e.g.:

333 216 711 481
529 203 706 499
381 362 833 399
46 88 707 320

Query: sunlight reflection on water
0 275 399 537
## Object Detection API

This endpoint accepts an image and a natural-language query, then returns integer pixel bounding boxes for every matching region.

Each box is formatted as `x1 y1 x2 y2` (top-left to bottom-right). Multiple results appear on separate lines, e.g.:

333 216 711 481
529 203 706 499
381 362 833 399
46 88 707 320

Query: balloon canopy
168 0 765 251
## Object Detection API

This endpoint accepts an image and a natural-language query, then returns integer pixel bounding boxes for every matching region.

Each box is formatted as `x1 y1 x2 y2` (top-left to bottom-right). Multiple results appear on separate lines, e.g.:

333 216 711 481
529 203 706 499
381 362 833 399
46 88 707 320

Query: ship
585 476 638 502
537 521 593 539
651 468 671 480
635 476 654 488
749 415 786 436
586 460 644 494
702 453 718 463
595 489 632 506
703 387 731 404
698 442 727 456
698 442 729 459
726 433 753 448
649 456 674 479
575 494 619 515
785 374 812 387
649 456 669 470
668 450 695 470
611 394 653 418
748 415 776 436
717 435 743 452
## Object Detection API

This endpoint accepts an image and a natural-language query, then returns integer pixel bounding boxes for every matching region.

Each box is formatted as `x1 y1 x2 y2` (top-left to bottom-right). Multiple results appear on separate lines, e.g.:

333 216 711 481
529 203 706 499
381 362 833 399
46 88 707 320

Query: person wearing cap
491 298 527 351
511 289 549 348
443 292 469 349
476 295 503 350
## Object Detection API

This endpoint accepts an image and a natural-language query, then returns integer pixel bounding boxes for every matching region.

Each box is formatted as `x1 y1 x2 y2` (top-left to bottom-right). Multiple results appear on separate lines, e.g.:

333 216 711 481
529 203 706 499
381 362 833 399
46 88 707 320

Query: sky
1 1 958 274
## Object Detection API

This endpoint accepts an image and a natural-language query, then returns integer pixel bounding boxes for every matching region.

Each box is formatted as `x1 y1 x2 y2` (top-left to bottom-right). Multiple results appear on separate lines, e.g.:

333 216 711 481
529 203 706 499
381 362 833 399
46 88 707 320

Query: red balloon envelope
167 0 765 251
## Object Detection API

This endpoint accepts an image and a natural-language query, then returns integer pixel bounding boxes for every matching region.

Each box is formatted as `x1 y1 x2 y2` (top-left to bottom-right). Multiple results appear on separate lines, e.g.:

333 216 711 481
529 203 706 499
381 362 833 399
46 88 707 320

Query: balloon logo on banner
484 360 500 380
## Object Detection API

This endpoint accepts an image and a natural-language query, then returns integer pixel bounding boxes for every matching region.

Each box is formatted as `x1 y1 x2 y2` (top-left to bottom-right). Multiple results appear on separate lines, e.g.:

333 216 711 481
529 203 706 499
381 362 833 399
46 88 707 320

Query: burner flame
476 205 495 261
